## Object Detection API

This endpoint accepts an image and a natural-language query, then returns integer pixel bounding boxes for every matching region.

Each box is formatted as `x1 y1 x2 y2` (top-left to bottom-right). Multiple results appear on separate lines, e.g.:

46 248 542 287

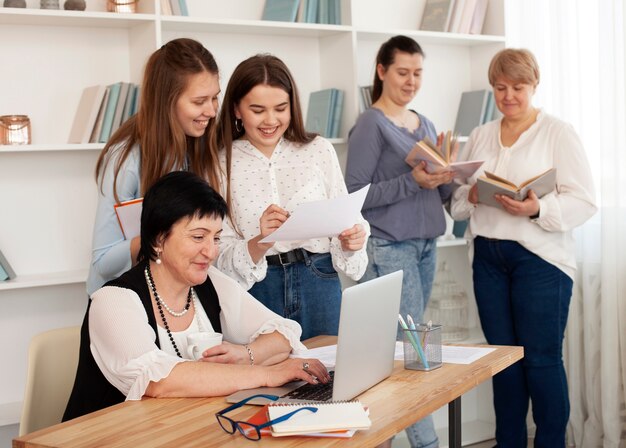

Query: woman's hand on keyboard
264 358 330 387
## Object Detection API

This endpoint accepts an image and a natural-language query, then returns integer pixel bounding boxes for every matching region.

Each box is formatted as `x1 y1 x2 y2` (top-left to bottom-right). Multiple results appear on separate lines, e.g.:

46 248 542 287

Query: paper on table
290 345 337 368
394 341 496 364
114 198 143 240
259 185 370 243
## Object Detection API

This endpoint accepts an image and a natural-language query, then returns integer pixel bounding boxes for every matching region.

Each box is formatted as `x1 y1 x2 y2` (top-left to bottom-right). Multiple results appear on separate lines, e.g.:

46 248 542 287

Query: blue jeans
473 237 572 448
361 236 439 448
249 252 342 340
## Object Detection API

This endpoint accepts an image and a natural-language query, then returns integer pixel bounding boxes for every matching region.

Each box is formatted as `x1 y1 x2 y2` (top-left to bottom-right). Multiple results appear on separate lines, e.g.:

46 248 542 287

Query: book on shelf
245 405 357 438
469 0 489 34
169 0 181 16
110 82 131 137
121 84 137 124
453 89 490 137
305 88 341 138
178 0 189 16
358 85 373 112
90 86 110 143
328 0 341 24
98 82 122 143
477 168 557 209
405 131 484 179
456 0 478 34
114 198 143 240
267 401 371 437
420 0 456 32
262 0 300 22
132 86 141 116
160 0 172 15
0 249 16 281
447 0 466 32
302 0 318 22
68 84 107 144
329 89 344 138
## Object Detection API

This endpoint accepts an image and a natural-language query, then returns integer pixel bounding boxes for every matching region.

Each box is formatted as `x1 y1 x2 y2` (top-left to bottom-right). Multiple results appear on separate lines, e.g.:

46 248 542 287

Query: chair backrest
19 326 80 436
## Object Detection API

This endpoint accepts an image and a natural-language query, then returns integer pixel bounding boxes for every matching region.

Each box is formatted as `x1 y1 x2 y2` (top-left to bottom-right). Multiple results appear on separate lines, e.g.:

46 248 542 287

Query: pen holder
403 324 442 371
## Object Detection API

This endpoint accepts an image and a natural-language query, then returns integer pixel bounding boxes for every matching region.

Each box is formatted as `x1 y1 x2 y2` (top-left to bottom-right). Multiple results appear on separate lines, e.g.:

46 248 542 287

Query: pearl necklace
144 265 192 317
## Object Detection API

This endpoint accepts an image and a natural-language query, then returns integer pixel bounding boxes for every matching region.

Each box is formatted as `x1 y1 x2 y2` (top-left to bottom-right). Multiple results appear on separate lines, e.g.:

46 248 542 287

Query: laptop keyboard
283 371 335 402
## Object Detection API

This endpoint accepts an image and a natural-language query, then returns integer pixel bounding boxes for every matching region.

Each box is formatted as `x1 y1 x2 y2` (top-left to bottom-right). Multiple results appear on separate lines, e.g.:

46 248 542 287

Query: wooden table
13 337 522 448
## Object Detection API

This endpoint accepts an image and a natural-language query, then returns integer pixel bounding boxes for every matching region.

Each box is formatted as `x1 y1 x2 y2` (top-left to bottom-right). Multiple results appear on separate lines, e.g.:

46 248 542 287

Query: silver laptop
226 270 403 404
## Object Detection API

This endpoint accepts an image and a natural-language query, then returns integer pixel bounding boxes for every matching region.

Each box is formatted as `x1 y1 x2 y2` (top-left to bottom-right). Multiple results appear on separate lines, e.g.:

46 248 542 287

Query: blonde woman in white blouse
216 54 369 340
64 172 328 421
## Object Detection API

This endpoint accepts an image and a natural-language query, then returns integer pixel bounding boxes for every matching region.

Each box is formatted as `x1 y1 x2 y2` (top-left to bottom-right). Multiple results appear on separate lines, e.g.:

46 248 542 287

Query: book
456 0 478 34
420 0 456 32
262 0 300 22
453 89 490 137
178 0 188 16
405 131 484 179
447 0 466 32
304 0 318 22
329 89 344 138
160 0 172 15
476 168 557 209
98 82 122 143
90 86 110 143
68 85 107 144
328 0 341 24
305 88 337 137
268 401 371 436
481 90 495 124
317 0 329 24
0 249 16 281
121 84 137 124
110 82 131 137
169 0 181 15
469 0 489 34
114 198 143 240
245 405 357 438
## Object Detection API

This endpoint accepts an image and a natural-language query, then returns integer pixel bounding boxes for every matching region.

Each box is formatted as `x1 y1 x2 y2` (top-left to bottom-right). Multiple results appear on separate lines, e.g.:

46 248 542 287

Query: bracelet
243 344 254 365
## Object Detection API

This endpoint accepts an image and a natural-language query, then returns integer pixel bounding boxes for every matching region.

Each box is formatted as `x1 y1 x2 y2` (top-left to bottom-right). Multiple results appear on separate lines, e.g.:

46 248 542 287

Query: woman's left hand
497 189 541 217
339 224 366 251
199 342 248 365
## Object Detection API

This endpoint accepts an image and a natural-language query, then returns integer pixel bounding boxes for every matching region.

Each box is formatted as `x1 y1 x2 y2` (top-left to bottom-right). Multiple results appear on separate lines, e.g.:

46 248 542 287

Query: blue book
262 0 300 22
178 0 188 16
306 88 336 137
453 89 489 137
0 249 16 281
304 0 318 22
132 86 141 116
317 0 329 24
330 89 344 138
121 84 137 124
328 0 341 24
98 82 122 143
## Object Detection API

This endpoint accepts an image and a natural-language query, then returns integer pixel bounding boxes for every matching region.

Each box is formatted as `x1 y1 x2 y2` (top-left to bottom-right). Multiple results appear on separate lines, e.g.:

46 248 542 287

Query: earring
155 249 162 265
234 119 243 133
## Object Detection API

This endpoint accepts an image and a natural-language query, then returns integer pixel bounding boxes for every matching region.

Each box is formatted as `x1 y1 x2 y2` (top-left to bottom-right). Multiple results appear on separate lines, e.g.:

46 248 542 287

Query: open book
405 132 484 179
477 168 557 209
268 401 371 437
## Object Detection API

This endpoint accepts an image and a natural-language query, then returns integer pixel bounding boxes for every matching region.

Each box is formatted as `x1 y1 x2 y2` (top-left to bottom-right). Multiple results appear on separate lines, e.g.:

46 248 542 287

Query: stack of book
246 401 371 438
262 0 341 24
453 89 498 138
159 0 188 15
305 88 344 139
419 0 489 34
0 249 16 281
68 82 141 144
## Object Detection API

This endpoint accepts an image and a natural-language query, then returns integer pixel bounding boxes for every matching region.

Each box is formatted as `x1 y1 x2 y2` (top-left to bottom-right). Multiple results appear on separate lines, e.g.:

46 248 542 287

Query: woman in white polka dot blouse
215 54 369 340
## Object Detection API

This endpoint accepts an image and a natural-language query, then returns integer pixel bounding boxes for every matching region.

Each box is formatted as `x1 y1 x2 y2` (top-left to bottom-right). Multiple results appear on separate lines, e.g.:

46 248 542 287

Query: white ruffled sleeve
89 286 189 401
209 267 306 351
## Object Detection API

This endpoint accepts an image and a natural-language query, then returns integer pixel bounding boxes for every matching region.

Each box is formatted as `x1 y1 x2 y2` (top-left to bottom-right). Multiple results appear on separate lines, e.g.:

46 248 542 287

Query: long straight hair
372 35 424 103
216 54 316 214
95 38 221 202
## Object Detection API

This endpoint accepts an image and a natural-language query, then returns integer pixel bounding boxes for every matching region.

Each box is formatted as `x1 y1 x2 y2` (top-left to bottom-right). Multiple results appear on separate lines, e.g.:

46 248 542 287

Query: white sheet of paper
259 185 370 243
394 341 495 364
114 198 143 240
290 345 337 368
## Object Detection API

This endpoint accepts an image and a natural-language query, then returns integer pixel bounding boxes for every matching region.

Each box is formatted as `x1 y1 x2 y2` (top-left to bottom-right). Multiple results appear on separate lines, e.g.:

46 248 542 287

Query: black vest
63 262 221 421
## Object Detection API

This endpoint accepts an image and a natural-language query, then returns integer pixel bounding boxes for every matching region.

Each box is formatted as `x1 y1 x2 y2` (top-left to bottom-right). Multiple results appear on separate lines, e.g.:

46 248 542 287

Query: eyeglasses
215 394 318 441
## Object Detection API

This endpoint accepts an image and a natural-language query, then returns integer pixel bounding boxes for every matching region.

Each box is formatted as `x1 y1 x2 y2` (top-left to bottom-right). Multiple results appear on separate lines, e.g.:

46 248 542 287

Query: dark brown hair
372 35 424 103
95 38 221 202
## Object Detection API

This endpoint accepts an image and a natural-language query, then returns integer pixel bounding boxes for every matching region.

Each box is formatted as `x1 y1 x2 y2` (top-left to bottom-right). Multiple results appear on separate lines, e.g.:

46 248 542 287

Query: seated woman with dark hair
64 171 328 420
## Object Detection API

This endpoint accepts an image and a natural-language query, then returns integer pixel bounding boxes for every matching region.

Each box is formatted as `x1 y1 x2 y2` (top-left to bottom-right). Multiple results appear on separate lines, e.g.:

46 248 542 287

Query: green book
262 0 300 22
98 82 122 143
0 249 16 281
306 88 335 137
329 89 343 138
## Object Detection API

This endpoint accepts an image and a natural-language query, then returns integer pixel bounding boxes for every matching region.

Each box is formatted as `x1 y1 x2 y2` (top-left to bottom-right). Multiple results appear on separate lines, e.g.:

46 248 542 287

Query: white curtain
504 0 626 446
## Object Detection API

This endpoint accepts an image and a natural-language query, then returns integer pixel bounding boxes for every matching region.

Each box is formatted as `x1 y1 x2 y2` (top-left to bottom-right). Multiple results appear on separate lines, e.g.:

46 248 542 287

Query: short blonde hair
488 48 540 87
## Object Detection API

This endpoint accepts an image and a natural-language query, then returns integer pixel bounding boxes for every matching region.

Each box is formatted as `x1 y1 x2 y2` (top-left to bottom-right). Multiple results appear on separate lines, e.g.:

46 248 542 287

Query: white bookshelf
0 0 505 444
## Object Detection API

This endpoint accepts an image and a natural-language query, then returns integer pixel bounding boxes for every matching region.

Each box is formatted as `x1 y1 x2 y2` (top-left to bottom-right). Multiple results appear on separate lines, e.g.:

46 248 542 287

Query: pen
399 314 429 369
406 314 429 369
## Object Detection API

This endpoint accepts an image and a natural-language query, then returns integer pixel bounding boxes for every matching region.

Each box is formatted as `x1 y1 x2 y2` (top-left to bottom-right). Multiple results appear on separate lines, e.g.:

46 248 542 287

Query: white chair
19 326 80 436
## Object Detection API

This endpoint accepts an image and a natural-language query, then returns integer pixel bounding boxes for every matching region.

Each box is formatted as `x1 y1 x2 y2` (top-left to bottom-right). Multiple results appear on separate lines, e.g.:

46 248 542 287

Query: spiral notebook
268 401 371 437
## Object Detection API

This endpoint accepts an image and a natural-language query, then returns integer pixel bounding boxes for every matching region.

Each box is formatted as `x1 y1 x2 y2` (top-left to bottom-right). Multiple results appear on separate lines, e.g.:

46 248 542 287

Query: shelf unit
0 0 505 443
